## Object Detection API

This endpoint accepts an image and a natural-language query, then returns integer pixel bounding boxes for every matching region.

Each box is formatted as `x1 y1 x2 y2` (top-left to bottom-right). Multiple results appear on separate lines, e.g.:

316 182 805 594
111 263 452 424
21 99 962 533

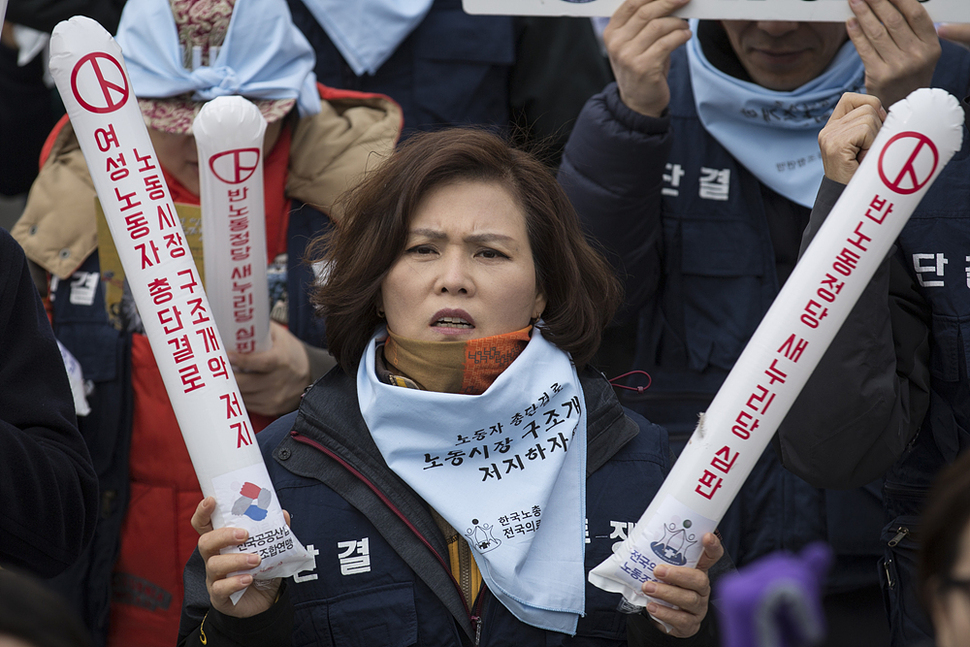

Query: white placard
463 0 969 22
589 87 965 607
195 96 272 355
48 15 313 589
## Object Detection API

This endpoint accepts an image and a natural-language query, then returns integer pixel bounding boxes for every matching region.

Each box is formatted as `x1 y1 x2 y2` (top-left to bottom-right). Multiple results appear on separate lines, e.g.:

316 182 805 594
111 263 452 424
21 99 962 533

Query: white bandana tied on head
686 20 865 207
115 0 321 118
358 328 587 634
300 0 434 76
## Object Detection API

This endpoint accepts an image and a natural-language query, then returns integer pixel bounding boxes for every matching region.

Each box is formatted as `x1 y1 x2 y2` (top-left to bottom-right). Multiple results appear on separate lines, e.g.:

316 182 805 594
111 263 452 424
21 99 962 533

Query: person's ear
532 292 547 321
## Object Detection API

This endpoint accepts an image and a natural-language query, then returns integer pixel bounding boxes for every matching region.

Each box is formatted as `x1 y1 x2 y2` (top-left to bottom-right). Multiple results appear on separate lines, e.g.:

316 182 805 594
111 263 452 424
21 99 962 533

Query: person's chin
747 53 814 89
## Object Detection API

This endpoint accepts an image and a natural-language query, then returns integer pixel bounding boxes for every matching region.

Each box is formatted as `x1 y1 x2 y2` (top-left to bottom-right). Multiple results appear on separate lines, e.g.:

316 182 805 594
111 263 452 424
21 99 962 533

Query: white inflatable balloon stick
590 88 965 611
194 96 272 355
48 15 314 594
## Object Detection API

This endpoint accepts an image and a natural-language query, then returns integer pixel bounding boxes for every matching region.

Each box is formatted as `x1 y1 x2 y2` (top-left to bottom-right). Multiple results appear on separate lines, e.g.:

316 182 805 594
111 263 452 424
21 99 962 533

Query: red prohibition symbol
877 131 939 195
70 53 130 114
209 148 261 184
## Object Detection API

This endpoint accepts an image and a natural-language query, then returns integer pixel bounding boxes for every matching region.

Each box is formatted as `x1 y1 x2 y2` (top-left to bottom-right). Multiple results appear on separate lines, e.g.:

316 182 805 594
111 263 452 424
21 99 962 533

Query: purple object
715 542 833 647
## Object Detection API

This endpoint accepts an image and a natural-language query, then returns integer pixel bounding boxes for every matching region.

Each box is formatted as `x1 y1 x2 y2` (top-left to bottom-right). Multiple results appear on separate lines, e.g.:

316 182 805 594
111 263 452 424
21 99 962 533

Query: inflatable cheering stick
194 96 272 355
589 87 965 616
48 16 314 599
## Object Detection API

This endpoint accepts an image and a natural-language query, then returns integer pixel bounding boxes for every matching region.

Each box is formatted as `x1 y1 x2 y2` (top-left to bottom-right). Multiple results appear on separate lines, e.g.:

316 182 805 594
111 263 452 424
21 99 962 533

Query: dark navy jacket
787 166 970 646
287 0 514 136
178 366 694 646
0 229 98 577
559 39 970 584
809 92 970 646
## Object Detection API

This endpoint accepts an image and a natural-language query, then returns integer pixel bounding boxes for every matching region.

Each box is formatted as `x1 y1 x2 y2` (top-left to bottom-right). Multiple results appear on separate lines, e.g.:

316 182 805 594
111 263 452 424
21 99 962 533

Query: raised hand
846 0 941 108
229 321 311 416
605 0 693 118
818 92 886 184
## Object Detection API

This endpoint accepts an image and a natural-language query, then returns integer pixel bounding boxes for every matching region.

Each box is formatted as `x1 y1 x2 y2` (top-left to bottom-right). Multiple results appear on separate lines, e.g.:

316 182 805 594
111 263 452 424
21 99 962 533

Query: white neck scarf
300 0 434 76
686 20 865 207
358 328 587 634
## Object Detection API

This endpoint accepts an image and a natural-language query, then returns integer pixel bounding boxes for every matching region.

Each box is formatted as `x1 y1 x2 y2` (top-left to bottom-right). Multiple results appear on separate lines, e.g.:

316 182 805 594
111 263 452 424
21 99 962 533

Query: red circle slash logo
70 53 129 114
877 131 939 195
209 148 261 184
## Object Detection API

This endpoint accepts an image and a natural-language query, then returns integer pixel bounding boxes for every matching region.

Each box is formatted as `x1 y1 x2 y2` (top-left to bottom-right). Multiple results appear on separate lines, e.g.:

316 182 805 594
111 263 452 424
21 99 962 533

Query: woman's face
932 522 970 647
379 180 546 342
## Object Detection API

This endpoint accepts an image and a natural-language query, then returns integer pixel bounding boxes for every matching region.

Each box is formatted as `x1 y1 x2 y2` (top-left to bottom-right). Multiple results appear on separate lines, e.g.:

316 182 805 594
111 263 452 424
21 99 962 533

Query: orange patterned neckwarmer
383 326 532 395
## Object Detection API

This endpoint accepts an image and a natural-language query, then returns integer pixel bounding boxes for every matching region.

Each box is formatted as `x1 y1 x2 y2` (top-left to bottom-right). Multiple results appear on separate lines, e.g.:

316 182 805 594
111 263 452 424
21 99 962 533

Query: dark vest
878 42 970 647
286 0 515 136
178 367 671 646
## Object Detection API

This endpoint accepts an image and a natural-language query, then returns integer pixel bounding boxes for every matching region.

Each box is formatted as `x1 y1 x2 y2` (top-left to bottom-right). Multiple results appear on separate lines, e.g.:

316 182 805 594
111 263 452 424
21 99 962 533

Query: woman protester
179 128 722 646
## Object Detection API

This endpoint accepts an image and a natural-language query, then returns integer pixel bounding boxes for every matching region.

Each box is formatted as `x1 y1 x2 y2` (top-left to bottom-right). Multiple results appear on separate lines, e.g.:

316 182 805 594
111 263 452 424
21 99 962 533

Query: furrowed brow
408 228 447 241
464 233 514 244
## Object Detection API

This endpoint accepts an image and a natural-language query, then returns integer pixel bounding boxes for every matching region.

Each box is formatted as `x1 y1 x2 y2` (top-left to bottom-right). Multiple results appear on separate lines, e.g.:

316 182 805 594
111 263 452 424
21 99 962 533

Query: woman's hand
818 92 886 185
229 321 311 416
642 532 723 637
191 497 283 618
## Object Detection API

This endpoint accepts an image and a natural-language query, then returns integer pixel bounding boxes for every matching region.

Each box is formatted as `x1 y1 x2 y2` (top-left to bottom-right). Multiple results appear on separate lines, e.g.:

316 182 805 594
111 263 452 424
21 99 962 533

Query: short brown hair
310 128 622 373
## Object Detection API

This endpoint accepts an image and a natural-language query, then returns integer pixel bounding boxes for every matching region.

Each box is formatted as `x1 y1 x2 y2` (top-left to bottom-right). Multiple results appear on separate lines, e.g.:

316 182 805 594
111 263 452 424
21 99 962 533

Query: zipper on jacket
471 583 487 646
459 540 472 610
888 527 909 548
882 482 930 504
883 558 895 590
101 489 117 519
290 430 482 639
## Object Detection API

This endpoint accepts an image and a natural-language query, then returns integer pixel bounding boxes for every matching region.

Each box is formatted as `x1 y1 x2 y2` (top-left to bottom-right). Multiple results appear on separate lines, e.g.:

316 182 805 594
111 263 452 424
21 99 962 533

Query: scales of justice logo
650 518 699 566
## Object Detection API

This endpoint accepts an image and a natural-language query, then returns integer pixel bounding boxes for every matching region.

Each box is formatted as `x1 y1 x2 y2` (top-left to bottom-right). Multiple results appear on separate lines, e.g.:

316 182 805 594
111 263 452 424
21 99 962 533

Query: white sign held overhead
463 0 969 22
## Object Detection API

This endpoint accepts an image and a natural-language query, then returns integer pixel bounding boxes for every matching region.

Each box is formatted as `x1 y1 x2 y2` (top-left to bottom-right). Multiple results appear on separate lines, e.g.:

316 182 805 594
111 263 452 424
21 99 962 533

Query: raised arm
557 0 692 319
777 93 931 489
